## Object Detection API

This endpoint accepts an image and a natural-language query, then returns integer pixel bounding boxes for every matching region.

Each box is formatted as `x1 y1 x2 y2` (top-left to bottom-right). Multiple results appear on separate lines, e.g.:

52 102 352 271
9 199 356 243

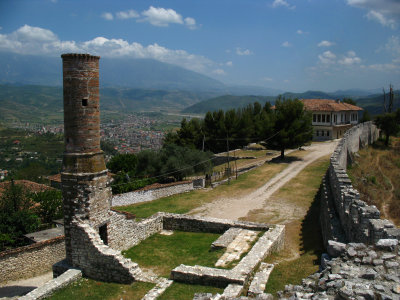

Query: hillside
182 90 399 115
182 95 275 114
0 52 225 92
0 84 211 123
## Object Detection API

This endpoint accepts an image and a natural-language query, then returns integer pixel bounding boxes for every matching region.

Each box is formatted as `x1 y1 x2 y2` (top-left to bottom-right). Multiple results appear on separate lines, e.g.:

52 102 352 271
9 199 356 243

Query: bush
32 190 63 224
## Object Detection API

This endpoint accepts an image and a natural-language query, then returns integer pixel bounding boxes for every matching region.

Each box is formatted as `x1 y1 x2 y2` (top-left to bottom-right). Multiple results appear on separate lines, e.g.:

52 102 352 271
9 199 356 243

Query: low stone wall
162 214 271 234
0 236 66 283
20 268 82 300
321 121 400 246
108 211 163 251
111 181 194 207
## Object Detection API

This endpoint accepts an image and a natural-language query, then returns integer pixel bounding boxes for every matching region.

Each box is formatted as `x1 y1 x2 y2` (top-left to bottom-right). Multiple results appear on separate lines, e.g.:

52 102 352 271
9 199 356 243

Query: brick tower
61 53 111 265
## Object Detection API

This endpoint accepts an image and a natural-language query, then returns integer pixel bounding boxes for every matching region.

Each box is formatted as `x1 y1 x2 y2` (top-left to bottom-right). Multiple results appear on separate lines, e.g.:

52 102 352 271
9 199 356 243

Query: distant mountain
181 90 400 115
0 52 226 92
182 95 275 114
281 90 334 100
354 90 400 115
0 84 212 123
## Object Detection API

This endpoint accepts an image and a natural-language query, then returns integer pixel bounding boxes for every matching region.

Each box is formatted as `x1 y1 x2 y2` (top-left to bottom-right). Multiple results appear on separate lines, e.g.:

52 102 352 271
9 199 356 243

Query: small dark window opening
327 131 330 137
82 98 88 107
66 138 70 144
99 224 108 245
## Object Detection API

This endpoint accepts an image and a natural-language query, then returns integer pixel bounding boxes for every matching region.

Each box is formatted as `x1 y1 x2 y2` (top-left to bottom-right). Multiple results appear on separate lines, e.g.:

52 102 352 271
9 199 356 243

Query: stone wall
0 236 65 283
321 121 400 246
111 181 194 207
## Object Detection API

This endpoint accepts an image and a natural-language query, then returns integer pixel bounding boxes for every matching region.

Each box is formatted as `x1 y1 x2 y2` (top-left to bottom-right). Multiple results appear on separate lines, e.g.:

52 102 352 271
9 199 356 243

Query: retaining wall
0 236 66 283
321 121 400 246
111 181 194 207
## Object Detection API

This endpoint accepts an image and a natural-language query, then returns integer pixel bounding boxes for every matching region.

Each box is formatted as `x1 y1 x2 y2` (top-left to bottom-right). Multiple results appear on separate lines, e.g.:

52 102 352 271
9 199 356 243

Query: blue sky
0 0 399 92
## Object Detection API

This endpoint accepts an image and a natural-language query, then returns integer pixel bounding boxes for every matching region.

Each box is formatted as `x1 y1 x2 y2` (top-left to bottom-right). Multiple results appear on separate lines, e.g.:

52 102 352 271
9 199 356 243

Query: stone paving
215 229 259 267
248 263 274 297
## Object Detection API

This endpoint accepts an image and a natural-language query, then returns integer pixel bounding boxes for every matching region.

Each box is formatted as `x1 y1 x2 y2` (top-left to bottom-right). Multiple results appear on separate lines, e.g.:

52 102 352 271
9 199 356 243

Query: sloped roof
0 180 54 197
301 99 363 112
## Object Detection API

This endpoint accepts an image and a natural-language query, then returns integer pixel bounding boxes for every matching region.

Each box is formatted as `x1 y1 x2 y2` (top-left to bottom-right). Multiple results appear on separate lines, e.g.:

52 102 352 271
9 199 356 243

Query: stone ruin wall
320 121 400 246
111 181 195 207
0 236 65 283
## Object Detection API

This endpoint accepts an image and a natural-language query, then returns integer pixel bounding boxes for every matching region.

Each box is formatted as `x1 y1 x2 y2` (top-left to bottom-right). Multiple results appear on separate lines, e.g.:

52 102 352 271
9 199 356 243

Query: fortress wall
0 236 65 283
111 181 194 207
321 121 400 246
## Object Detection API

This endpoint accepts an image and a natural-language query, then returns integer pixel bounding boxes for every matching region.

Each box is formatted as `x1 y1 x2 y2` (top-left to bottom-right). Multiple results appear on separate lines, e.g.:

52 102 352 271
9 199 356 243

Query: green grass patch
49 278 154 300
122 231 223 277
160 282 223 300
116 156 289 219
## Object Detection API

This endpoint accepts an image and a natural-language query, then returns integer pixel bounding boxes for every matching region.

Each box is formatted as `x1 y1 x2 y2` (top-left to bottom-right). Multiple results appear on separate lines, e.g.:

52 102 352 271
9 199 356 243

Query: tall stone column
61 53 111 265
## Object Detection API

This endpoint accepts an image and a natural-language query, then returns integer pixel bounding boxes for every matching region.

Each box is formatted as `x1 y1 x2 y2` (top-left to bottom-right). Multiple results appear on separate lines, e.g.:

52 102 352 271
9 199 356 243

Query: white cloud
338 51 361 65
226 61 233 67
0 25 214 74
384 36 400 56
318 51 336 64
282 41 291 47
346 0 400 28
297 29 308 35
101 12 114 21
212 69 226 75
184 17 196 29
116 10 139 20
141 6 183 27
236 48 253 56
318 40 334 47
262 77 273 82
366 10 396 29
272 0 295 9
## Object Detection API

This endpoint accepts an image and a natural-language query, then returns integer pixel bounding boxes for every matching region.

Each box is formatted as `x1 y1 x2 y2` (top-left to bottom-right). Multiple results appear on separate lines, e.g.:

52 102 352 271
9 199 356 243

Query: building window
327 115 330 123
322 131 325 136
334 115 337 124
318 115 321 122
322 115 326 123
313 114 316 122
327 131 330 137
316 130 319 136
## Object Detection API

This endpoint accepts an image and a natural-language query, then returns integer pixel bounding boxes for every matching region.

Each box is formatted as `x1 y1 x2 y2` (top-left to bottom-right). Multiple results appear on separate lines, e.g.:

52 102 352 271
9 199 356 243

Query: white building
301 99 363 140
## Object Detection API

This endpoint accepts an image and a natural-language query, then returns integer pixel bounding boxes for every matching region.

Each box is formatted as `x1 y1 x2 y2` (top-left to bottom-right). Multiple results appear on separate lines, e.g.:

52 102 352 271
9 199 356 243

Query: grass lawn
49 278 154 300
122 231 223 277
159 282 223 300
115 151 304 219
347 137 400 226
242 155 330 295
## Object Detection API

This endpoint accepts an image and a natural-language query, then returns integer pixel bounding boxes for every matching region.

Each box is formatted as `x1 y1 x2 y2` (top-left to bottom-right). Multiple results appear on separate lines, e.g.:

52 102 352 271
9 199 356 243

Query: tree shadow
269 156 303 164
0 285 37 298
298 181 324 265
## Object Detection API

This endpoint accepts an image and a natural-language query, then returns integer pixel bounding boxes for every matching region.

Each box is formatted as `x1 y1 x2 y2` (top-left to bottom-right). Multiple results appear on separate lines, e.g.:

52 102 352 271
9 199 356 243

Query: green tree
0 182 40 251
343 98 357 106
268 98 313 159
375 109 400 146
107 153 138 174
361 110 371 123
32 190 63 224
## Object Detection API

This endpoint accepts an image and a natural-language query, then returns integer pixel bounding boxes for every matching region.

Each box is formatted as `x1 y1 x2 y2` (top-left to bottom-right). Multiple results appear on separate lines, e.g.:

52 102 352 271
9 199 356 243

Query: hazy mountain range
0 52 397 123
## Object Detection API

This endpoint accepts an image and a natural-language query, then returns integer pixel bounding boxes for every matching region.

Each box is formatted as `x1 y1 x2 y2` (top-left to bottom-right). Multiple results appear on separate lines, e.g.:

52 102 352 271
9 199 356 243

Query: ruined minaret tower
61 53 111 265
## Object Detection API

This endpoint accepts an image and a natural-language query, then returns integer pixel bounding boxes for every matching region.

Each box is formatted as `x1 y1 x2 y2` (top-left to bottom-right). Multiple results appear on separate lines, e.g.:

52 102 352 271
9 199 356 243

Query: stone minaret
61 53 111 265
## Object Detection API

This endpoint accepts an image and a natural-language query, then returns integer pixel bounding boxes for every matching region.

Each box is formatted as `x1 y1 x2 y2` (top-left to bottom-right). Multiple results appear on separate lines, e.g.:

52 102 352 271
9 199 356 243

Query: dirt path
0 272 53 299
190 141 338 220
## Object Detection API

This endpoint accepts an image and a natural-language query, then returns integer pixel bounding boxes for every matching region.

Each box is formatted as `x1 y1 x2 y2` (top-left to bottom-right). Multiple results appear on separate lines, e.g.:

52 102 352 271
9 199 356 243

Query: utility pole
226 135 230 185
389 84 394 113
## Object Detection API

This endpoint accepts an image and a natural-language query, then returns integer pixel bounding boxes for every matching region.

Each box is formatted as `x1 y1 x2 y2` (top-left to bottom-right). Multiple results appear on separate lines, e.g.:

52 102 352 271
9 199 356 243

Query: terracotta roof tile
0 180 55 198
300 99 363 112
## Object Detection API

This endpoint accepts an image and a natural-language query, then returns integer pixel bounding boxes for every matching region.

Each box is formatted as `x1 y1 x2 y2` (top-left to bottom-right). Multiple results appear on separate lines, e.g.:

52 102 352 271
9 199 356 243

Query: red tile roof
300 99 363 112
0 180 55 198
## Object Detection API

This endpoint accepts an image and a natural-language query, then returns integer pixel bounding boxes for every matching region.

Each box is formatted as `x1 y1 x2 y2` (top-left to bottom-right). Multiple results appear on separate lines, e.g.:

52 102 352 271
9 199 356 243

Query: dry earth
190 141 338 221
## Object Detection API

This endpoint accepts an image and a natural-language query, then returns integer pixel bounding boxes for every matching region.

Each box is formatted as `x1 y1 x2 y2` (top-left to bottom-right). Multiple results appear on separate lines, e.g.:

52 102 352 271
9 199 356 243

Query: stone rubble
278 240 400 300
248 263 274 297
